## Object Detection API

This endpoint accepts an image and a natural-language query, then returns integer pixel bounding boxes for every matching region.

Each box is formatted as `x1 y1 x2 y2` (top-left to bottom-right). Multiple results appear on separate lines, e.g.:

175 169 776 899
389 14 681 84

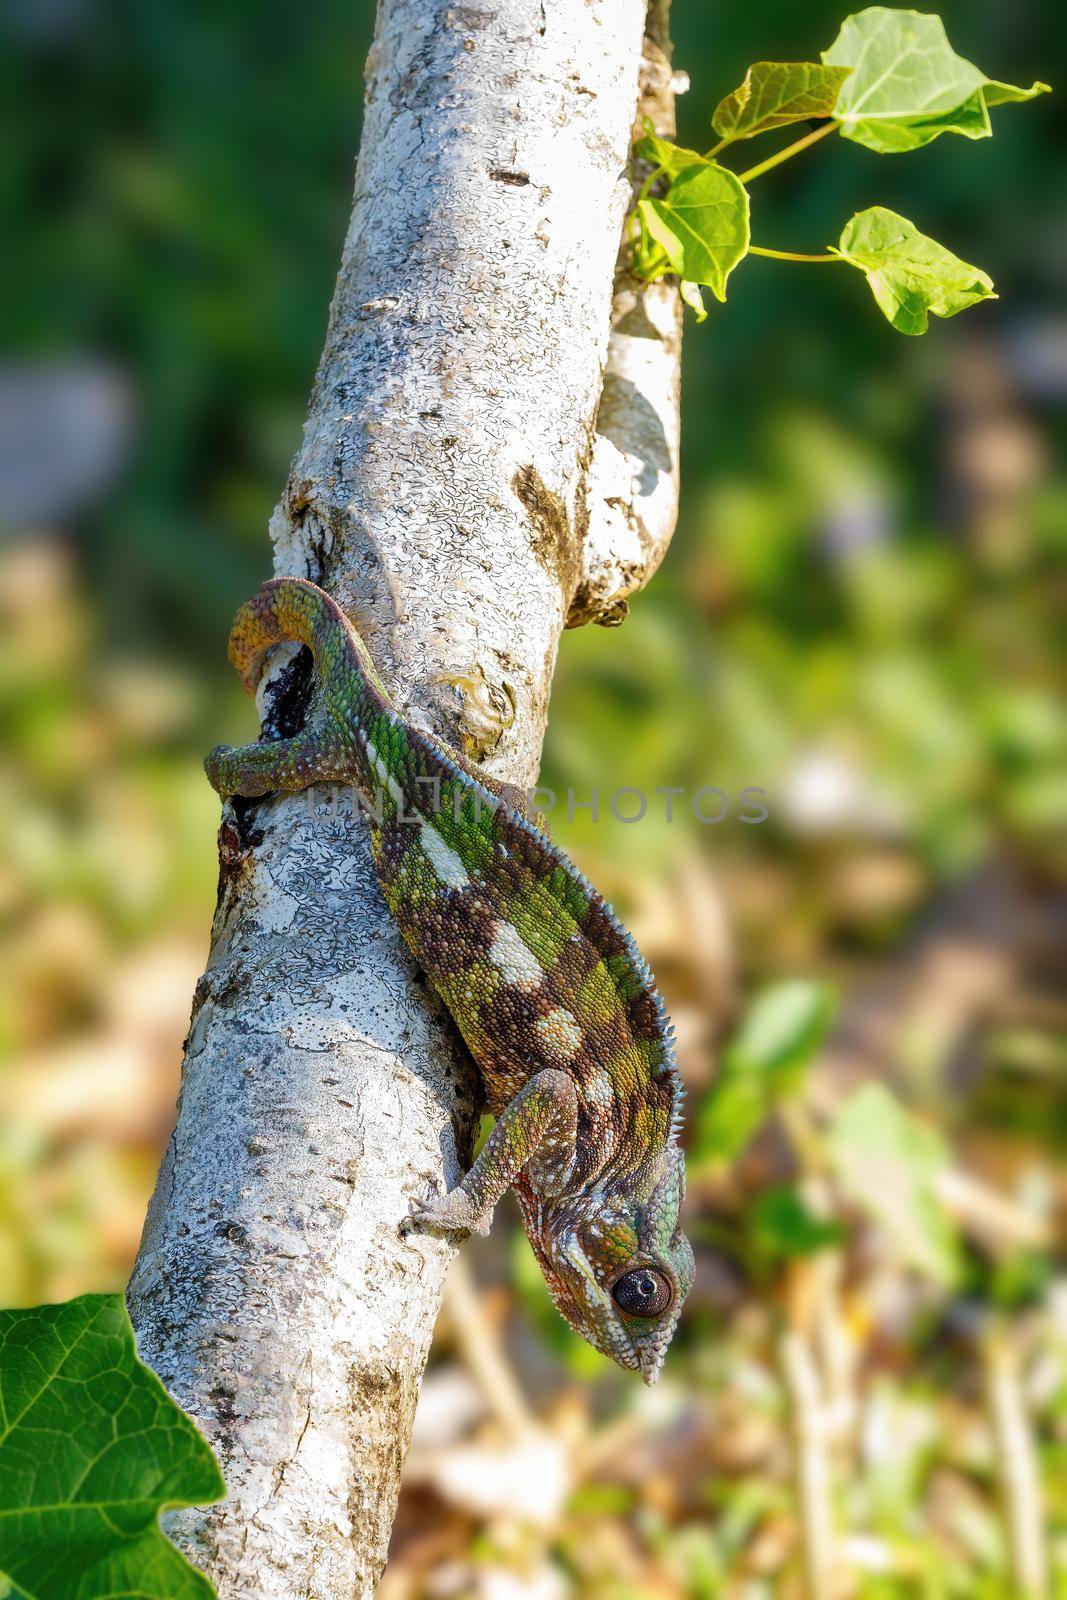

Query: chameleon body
206 577 692 1383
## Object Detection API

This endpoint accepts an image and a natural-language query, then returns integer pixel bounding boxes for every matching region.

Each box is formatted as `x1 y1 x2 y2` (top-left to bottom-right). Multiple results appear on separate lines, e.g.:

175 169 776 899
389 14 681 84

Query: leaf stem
749 245 842 264
704 137 730 159
738 120 837 183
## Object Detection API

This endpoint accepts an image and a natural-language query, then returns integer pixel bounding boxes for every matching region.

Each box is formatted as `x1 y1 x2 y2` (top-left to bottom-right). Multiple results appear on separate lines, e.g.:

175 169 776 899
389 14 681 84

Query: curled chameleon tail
205 578 393 799
207 577 692 1382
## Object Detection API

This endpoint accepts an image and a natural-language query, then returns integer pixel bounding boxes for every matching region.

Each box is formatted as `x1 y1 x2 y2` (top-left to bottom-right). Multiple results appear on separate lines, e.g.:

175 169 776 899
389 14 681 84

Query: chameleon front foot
402 1072 577 1242
205 730 346 799
404 1188 494 1237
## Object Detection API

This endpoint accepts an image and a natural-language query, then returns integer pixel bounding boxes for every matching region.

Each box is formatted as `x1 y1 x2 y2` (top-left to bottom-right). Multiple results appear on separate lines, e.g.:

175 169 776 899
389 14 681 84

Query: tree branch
127 2 672 1594
571 0 683 628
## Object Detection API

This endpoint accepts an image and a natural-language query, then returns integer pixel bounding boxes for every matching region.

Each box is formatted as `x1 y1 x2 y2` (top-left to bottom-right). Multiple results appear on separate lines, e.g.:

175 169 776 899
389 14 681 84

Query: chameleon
205 576 692 1383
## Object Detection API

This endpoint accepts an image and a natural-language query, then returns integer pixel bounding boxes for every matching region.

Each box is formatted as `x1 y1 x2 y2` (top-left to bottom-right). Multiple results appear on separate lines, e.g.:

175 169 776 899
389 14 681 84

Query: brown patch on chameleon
205 577 693 1382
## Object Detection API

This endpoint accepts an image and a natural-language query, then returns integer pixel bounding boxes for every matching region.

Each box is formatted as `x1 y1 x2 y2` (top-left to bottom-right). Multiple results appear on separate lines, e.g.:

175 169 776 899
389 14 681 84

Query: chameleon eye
610 1266 673 1318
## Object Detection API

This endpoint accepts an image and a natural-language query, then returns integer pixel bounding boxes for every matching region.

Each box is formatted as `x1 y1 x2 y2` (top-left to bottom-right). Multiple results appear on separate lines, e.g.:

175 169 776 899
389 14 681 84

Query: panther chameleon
205 576 692 1383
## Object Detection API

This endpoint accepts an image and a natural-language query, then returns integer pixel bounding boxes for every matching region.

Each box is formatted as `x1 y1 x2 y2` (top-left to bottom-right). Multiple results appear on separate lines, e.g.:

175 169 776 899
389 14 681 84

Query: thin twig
811 1250 856 1466
982 1327 1048 1599
779 1306 840 1599
936 1167 1053 1254
738 120 837 182
443 1252 534 1443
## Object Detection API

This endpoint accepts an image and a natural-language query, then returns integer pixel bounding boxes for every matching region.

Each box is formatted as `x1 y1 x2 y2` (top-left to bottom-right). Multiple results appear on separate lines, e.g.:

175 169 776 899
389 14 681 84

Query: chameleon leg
205 576 393 801
407 1068 578 1236
205 728 350 799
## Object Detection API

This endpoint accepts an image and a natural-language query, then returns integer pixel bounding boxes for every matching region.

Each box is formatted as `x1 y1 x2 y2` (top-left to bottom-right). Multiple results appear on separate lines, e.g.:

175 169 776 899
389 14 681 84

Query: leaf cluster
633 7 1049 332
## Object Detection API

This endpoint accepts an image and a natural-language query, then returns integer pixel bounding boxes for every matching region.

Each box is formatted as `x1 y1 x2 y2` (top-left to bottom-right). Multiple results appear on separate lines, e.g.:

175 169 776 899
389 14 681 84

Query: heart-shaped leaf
0 1294 225 1598
834 206 996 334
638 162 750 303
824 7 1049 154
713 61 853 142
634 123 708 180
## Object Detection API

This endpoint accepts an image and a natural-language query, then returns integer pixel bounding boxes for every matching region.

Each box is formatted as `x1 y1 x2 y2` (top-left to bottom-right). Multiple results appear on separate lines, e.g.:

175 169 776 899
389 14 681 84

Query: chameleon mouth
612 1337 642 1372
638 1342 667 1385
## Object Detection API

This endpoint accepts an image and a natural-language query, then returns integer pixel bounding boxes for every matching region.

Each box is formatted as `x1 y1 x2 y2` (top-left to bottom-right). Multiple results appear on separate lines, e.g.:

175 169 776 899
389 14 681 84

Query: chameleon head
523 1145 693 1384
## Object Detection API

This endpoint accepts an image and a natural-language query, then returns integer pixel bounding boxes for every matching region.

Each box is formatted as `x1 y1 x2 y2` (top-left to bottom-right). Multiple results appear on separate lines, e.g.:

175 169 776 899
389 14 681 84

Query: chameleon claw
404 1190 492 1237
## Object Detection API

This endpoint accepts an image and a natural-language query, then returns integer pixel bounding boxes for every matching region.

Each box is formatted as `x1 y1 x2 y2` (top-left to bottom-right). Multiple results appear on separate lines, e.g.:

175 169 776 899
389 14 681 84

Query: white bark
575 0 683 628
128 3 680 1595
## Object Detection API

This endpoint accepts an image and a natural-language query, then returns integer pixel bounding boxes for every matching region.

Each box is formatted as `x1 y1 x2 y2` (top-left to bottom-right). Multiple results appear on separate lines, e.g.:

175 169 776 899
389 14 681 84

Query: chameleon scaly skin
206 578 693 1383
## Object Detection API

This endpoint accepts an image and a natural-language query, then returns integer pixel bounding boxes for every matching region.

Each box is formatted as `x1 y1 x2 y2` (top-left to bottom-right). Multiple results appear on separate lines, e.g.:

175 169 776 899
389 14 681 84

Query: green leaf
828 1083 961 1284
834 206 996 335
749 1186 844 1265
678 281 707 322
692 980 836 1163
637 162 750 302
982 78 1052 109
634 123 708 180
728 979 838 1079
823 8 1049 154
631 208 670 282
712 61 853 142
0 1294 225 1599
691 1075 771 1165
631 124 749 304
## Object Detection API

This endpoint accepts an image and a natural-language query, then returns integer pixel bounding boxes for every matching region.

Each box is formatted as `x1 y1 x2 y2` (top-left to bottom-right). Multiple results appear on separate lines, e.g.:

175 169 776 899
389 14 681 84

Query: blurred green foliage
691 980 838 1165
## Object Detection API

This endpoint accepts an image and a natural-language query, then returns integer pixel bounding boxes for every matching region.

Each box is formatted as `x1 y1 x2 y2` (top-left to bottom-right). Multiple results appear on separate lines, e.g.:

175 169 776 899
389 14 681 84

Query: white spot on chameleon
419 823 470 890
585 1070 614 1108
365 740 404 807
487 920 543 991
535 1007 582 1061
564 1238 597 1290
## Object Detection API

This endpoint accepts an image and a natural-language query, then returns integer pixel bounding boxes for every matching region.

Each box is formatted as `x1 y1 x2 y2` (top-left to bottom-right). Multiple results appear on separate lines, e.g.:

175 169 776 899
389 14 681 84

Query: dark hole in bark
229 797 266 851
263 644 315 739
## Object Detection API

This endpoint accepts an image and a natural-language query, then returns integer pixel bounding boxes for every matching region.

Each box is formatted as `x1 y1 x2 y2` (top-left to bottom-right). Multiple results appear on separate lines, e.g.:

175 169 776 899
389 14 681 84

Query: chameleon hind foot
205 729 350 800
405 1188 493 1237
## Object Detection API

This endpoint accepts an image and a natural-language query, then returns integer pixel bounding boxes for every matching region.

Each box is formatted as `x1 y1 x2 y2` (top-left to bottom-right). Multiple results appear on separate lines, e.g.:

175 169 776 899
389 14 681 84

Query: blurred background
1 0 1064 1594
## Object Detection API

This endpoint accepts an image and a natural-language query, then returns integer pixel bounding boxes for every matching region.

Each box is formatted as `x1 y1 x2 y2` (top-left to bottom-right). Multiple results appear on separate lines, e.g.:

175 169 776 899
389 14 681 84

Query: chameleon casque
206 577 692 1383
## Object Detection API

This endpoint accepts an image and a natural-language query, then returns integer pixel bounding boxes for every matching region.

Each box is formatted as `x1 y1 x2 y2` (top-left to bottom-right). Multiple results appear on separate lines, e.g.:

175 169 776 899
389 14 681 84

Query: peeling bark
128 2 680 1595
572 0 684 628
